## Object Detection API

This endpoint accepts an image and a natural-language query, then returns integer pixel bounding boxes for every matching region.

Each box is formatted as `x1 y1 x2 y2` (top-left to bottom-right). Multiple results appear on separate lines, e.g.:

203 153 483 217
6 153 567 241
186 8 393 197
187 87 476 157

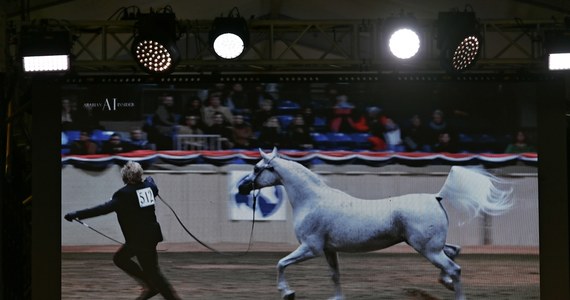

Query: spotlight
209 8 250 60
544 30 570 70
383 15 421 60
131 11 180 75
20 27 72 72
437 10 482 72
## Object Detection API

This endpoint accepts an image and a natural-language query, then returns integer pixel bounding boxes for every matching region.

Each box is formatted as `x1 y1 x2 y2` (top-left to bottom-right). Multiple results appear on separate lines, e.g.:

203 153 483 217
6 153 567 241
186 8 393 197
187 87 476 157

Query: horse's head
238 147 281 195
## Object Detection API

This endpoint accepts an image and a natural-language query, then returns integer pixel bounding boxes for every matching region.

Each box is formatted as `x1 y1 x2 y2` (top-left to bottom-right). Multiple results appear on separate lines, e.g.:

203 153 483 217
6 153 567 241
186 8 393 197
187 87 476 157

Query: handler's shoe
136 288 159 300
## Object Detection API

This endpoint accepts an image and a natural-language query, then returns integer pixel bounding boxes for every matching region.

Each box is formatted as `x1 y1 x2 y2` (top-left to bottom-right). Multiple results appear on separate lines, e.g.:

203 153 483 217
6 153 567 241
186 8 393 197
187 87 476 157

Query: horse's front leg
277 243 320 300
324 249 344 300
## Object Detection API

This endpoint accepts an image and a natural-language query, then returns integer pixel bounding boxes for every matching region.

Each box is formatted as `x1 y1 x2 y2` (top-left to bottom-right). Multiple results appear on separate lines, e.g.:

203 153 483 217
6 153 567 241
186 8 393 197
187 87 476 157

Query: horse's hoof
283 291 295 300
438 278 455 291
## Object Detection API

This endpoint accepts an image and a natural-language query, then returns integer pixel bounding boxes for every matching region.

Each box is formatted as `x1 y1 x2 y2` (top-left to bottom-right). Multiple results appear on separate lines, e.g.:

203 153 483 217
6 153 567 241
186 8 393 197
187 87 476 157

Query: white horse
237 148 513 300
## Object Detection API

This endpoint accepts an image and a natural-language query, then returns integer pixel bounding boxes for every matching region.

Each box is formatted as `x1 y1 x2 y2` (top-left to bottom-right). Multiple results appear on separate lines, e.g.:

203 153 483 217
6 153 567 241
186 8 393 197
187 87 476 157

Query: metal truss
5 18 564 74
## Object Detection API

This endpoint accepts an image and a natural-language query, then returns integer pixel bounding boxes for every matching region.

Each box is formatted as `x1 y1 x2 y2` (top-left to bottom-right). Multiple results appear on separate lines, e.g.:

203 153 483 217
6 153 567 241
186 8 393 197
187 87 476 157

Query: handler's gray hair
121 161 143 184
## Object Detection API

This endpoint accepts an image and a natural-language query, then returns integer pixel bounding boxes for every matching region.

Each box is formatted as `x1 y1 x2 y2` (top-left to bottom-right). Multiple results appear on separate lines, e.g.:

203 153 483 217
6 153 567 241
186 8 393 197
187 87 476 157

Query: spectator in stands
402 114 431 152
69 131 98 155
325 83 341 108
427 109 449 146
505 130 536 153
128 129 154 150
433 132 459 153
202 92 234 128
247 83 276 110
256 116 284 149
285 115 314 150
176 115 207 150
351 106 388 133
205 112 234 149
224 83 253 115
101 133 131 154
150 94 178 150
300 106 317 132
178 115 204 135
383 118 405 152
183 97 204 120
231 114 255 149
252 99 276 131
329 94 356 133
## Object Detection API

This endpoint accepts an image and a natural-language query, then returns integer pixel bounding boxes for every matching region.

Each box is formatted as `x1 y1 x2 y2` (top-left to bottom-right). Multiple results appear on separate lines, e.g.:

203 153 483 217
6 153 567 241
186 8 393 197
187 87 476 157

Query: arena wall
61 164 539 247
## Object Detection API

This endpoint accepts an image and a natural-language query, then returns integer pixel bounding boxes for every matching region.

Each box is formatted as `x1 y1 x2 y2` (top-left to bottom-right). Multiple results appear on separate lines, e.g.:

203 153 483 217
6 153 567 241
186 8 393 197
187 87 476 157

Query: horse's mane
277 157 327 187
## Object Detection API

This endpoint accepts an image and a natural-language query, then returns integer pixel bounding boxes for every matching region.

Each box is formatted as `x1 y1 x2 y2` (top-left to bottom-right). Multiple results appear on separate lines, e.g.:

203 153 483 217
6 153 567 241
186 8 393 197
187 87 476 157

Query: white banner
228 171 287 221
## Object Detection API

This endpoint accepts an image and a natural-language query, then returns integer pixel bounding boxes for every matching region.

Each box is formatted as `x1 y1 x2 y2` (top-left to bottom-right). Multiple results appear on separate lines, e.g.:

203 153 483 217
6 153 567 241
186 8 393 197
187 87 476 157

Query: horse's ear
271 147 279 158
259 148 271 161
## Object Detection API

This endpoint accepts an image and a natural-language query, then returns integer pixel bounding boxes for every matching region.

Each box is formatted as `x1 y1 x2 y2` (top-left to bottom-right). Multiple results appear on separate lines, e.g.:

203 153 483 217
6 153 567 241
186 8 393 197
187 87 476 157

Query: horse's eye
253 166 260 173
267 166 275 171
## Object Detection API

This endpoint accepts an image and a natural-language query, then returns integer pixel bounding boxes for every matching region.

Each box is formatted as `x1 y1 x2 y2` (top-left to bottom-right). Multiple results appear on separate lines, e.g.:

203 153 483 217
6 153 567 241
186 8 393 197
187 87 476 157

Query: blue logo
233 175 285 218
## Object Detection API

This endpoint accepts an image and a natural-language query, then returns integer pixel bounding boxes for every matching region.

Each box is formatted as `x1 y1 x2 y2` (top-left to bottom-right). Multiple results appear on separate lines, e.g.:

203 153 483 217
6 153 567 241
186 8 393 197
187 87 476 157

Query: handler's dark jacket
72 177 163 247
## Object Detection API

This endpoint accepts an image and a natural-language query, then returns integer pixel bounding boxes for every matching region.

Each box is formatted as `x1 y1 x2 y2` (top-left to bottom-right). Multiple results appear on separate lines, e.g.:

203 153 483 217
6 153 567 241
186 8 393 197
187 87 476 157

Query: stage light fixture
544 30 570 70
131 11 180 75
20 28 72 72
437 10 482 72
383 15 422 60
209 8 250 60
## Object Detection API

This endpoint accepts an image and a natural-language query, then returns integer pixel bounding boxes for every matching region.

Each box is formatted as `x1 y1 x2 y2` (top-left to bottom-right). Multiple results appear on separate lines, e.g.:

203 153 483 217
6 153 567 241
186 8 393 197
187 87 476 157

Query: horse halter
250 156 276 190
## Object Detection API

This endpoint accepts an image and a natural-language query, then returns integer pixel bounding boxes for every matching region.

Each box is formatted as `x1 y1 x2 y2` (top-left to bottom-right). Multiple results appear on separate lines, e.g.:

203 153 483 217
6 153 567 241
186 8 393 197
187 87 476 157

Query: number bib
136 187 155 208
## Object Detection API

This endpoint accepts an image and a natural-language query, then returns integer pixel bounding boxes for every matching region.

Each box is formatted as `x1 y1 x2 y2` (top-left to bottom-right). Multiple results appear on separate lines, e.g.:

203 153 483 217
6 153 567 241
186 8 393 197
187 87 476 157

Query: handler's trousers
113 244 180 300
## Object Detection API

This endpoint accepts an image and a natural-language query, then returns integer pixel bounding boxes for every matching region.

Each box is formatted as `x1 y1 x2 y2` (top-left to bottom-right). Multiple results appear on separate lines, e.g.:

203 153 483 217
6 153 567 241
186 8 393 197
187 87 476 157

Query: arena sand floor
61 244 539 300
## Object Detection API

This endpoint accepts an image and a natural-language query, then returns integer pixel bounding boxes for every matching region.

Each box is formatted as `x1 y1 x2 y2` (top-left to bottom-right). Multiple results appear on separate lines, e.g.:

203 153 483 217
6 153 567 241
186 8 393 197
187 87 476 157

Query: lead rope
157 193 257 256
72 193 258 256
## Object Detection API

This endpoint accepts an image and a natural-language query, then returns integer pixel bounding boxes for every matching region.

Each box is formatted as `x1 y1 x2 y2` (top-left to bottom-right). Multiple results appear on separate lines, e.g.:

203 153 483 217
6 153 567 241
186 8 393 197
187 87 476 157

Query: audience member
69 131 98 155
176 115 207 150
256 116 283 149
205 112 234 149
127 129 154 150
285 115 314 150
300 106 317 132
383 118 405 152
252 99 276 131
231 114 255 149
433 132 459 153
351 106 388 133
505 130 536 153
178 115 204 135
329 94 356 132
101 133 131 154
183 97 204 120
202 92 234 127
150 94 178 150
247 84 276 110
427 109 449 146
402 114 431 152
224 83 253 115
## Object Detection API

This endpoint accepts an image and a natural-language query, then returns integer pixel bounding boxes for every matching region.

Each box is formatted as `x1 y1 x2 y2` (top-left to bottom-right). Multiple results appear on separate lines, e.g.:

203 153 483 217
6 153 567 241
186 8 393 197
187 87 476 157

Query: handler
64 161 180 300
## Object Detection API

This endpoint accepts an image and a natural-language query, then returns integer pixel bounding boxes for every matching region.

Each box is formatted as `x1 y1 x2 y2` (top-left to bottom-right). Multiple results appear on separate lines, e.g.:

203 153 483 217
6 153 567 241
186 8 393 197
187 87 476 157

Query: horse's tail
437 166 513 218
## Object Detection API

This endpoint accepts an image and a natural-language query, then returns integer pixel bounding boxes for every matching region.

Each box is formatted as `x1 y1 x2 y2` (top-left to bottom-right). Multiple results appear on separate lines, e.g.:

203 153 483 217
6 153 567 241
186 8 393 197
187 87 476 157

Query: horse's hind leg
277 243 319 300
324 249 344 300
440 243 462 290
444 243 461 259
424 250 466 300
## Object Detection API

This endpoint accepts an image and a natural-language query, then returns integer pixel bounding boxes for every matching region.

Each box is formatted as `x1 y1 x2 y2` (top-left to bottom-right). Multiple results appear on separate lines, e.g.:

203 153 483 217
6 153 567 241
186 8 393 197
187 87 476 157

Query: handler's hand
145 176 155 184
64 212 77 222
